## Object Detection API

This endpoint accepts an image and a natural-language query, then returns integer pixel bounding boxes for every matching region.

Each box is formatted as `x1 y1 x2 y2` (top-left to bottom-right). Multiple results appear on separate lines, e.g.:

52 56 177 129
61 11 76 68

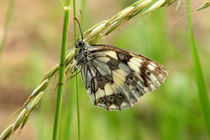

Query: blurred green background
0 0 210 140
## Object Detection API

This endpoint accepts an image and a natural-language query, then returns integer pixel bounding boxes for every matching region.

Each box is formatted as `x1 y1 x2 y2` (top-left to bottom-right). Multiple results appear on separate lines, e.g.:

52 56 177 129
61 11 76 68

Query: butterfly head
76 39 85 49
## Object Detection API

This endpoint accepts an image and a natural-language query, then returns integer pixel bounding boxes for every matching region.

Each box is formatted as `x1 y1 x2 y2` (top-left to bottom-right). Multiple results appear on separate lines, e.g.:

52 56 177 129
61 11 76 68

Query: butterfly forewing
77 44 168 111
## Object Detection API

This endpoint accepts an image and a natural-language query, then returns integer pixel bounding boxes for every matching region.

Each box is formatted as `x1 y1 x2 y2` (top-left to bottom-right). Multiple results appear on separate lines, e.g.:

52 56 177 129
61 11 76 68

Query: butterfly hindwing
79 44 168 111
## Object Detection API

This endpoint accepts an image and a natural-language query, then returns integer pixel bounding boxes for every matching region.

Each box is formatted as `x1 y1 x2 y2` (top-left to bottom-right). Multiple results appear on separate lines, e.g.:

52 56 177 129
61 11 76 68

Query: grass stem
63 81 76 140
186 0 210 138
76 71 81 140
52 0 71 139
0 0 14 57
73 0 81 139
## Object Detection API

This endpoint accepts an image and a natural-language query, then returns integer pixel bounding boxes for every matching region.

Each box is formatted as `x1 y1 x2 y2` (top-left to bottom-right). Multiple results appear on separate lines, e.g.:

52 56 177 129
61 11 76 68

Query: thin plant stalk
52 0 71 139
72 0 81 139
76 72 81 140
81 0 86 30
63 81 76 140
186 0 210 138
0 0 14 57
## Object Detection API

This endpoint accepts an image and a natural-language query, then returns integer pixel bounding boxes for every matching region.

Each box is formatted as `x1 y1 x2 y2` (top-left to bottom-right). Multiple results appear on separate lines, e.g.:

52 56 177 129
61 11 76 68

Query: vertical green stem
73 0 77 43
0 0 14 57
81 0 86 30
76 70 81 140
52 0 71 140
186 0 210 138
73 0 81 140
63 81 76 140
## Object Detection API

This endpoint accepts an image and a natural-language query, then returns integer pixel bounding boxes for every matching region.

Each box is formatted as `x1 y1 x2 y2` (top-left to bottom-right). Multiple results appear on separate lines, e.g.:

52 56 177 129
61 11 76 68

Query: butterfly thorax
75 40 92 66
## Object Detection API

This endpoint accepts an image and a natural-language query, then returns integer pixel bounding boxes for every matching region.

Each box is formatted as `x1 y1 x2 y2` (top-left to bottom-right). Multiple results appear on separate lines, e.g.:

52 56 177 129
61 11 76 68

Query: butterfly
74 19 168 111
74 40 168 111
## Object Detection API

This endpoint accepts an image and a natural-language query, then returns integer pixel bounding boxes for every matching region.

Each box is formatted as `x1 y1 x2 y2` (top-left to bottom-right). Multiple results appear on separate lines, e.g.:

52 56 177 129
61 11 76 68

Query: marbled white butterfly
74 20 168 111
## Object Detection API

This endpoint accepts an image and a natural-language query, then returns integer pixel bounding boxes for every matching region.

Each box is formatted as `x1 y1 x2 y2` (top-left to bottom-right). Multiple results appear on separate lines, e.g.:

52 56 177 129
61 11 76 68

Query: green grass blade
76 71 81 140
73 0 81 139
63 81 76 140
0 0 14 57
81 0 86 31
52 0 71 140
186 0 210 138
73 0 77 43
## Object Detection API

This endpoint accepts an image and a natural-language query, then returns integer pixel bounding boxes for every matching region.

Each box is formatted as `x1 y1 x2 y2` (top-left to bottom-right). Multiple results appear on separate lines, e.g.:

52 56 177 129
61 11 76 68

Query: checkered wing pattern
78 44 168 111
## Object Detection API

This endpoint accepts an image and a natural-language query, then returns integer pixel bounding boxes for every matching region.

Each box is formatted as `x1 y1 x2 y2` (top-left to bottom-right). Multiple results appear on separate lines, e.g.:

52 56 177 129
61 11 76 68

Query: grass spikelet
196 1 210 11
0 124 13 140
83 0 173 44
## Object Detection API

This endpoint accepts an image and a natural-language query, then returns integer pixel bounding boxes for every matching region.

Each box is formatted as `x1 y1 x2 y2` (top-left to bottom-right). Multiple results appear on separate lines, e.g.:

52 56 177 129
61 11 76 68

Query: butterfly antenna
79 9 83 22
79 9 83 18
79 9 84 30
74 17 83 40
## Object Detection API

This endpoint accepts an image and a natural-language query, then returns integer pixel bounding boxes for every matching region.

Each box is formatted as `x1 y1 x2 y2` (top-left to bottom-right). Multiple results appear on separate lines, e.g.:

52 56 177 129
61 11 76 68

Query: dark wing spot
146 71 151 75
125 81 131 86
108 95 115 102
95 71 114 90
125 73 137 86
139 62 150 88
107 59 119 71
98 97 106 104
140 73 150 88
117 52 132 64
107 95 117 106
127 74 136 81
104 74 114 84
116 93 128 104
90 78 97 93
95 71 106 90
